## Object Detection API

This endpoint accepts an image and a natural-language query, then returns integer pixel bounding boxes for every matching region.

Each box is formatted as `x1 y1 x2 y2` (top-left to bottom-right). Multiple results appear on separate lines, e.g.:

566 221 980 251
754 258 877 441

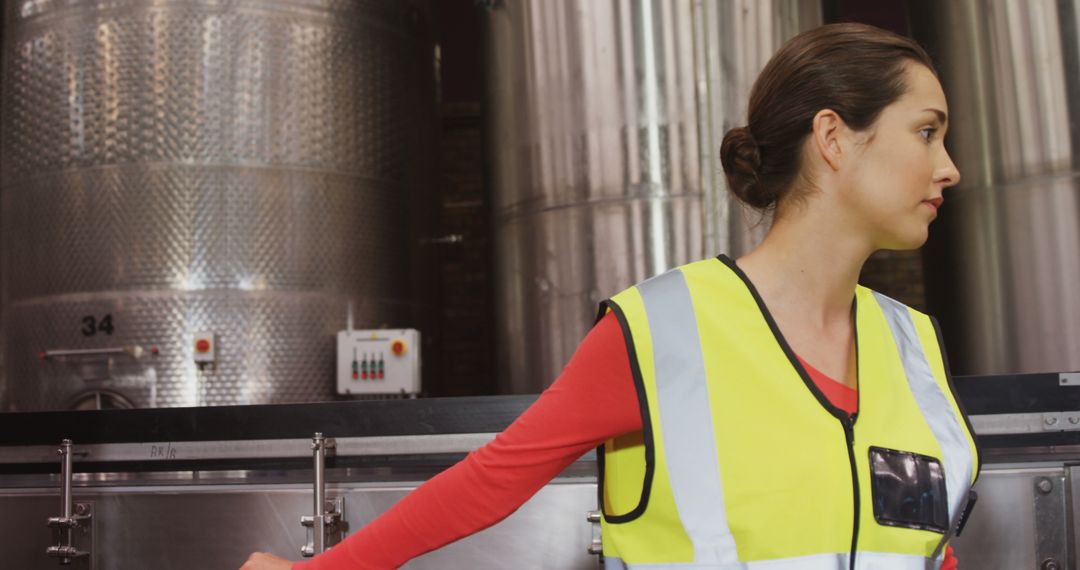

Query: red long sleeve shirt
295 312 957 569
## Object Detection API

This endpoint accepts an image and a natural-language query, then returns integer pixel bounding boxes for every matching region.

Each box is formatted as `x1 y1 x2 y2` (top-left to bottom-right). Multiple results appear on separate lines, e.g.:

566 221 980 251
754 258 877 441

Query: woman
243 22 979 570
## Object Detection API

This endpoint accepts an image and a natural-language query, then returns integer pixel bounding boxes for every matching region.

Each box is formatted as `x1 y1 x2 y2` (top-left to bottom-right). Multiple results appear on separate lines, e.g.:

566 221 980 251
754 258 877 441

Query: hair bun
720 126 775 209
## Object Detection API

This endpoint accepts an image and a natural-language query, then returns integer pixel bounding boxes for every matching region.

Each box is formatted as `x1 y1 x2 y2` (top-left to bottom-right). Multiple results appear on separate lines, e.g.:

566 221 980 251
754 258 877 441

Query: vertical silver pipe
312 432 326 554
59 439 72 565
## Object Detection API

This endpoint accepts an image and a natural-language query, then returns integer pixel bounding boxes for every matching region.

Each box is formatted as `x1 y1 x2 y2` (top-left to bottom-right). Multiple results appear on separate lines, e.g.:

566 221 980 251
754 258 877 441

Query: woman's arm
942 545 957 570
290 313 641 569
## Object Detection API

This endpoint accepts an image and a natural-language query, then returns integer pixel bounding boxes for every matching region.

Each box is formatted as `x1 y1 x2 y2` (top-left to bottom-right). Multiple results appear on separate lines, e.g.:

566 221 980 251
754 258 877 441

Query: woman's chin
878 228 930 251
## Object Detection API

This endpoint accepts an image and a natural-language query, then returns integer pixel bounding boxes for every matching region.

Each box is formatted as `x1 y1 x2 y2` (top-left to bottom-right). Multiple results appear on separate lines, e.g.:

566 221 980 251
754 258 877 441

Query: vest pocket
868 446 949 533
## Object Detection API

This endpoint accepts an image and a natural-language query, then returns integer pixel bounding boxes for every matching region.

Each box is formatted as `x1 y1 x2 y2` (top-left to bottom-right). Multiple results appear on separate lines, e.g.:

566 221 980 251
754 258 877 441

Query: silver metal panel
0 479 599 569
1070 465 1080 570
950 466 1063 569
1033 474 1071 570
971 412 1080 435
911 0 1080 375
484 0 819 393
0 0 435 409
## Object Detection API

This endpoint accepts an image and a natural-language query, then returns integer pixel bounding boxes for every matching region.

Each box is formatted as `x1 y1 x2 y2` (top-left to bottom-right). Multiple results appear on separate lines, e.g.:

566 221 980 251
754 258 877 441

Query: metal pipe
40 347 144 360
312 432 326 555
60 440 72 520
59 439 72 565
45 439 78 564
0 433 501 466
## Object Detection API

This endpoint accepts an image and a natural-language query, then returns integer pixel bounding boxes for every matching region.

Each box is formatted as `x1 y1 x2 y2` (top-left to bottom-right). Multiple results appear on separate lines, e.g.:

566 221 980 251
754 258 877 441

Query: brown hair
720 23 936 210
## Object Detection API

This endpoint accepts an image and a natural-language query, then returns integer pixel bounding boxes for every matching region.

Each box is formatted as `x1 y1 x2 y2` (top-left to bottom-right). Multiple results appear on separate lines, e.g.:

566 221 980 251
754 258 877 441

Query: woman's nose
936 151 961 188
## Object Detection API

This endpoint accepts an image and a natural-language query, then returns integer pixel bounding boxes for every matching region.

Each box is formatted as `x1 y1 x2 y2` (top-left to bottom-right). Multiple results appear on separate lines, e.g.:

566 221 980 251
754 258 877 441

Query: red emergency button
391 339 406 356
195 339 211 353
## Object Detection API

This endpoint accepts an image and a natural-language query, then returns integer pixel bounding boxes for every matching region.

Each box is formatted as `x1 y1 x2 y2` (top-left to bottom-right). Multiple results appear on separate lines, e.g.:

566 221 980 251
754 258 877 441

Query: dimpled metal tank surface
0 0 435 410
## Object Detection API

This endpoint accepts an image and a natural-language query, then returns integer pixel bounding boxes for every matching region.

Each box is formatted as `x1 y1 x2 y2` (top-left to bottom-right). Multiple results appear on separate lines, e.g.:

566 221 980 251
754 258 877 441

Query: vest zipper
843 415 859 570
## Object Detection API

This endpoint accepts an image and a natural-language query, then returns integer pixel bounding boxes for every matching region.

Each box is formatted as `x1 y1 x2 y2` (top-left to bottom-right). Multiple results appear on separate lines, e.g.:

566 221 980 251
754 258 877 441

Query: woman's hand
239 552 294 570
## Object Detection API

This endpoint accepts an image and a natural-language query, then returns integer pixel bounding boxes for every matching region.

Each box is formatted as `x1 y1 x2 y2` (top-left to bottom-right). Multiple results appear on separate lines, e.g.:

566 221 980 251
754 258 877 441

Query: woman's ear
811 109 845 171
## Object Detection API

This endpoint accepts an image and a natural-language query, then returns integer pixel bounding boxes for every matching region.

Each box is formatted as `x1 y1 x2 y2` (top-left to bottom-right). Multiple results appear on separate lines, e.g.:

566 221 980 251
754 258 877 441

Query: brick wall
858 249 927 311
428 102 496 396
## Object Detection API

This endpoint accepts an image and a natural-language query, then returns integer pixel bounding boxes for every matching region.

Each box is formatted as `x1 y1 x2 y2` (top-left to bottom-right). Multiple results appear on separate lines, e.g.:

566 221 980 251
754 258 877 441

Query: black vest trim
715 254 858 423
595 299 655 524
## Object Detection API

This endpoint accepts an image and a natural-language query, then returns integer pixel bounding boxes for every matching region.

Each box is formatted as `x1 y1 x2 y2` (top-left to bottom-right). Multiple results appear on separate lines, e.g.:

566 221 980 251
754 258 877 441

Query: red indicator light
195 339 211 353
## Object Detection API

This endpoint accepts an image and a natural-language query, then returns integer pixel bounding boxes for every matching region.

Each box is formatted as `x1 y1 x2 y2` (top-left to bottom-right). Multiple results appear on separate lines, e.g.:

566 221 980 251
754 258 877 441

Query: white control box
336 329 421 395
193 331 216 364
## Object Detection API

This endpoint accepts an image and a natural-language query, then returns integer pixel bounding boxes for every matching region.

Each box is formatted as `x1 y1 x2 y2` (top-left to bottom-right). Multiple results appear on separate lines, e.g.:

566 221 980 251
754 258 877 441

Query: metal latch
46 439 93 565
1041 412 1080 432
300 433 345 557
587 509 602 555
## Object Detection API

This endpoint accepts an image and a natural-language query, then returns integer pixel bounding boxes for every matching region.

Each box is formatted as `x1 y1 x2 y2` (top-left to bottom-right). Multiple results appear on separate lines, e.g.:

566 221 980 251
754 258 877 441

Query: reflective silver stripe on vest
607 552 852 569
604 556 629 570
856 551 942 570
608 551 934 569
872 291 974 556
638 269 738 564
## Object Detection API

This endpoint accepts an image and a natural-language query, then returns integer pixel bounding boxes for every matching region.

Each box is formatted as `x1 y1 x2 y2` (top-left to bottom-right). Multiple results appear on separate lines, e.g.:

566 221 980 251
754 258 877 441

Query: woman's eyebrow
922 108 948 126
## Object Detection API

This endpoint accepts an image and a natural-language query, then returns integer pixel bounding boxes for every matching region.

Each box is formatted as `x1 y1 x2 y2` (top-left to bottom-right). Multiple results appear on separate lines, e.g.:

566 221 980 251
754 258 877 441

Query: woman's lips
923 197 944 212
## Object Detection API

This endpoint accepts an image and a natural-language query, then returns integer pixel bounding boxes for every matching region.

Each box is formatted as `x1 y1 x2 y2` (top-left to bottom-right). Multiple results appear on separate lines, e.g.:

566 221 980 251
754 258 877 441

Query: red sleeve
942 545 957 570
293 312 642 570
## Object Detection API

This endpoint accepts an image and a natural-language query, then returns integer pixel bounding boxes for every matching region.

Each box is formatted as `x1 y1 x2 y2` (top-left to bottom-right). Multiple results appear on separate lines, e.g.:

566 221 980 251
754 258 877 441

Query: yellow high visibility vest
598 256 980 569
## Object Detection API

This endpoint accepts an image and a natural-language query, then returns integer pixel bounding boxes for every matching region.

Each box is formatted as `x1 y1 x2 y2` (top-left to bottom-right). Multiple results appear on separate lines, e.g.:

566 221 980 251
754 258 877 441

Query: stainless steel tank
0 0 435 410
910 0 1080 375
484 0 820 393
696 0 823 257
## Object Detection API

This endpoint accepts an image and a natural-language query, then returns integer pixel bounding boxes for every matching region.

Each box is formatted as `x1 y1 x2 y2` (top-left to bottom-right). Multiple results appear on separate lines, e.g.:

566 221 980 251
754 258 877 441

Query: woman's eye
919 127 937 142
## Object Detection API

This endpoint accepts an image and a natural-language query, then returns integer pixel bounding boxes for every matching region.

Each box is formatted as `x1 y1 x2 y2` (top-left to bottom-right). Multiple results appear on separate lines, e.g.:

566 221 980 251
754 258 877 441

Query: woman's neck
735 205 873 328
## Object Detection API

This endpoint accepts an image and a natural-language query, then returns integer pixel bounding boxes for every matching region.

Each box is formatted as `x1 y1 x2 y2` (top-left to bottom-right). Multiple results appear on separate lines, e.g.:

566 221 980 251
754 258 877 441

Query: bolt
1037 478 1054 494
1042 558 1060 570
1070 417 1080 425
1046 416 1059 426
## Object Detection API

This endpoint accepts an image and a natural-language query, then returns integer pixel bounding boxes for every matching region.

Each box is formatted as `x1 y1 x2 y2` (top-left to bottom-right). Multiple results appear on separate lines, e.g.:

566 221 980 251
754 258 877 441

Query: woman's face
843 62 961 250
